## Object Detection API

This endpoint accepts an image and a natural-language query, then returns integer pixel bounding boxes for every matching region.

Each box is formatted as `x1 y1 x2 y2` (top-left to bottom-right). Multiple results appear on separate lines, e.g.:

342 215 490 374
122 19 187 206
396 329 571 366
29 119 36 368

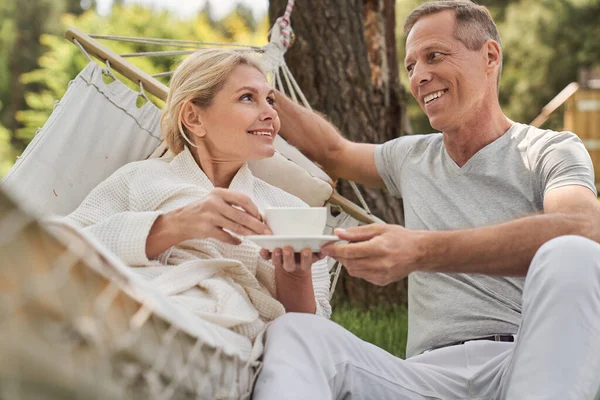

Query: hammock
0 1 383 398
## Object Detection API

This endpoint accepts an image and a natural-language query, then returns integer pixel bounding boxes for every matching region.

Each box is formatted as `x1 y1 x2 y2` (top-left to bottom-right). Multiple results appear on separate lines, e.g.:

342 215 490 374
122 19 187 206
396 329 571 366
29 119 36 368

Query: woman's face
194 64 280 163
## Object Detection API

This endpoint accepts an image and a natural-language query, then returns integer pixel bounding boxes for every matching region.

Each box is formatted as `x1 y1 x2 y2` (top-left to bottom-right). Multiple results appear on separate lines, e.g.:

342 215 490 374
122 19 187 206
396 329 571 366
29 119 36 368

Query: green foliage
0 4 267 175
500 0 600 129
0 0 61 153
0 2 16 100
0 121 17 176
331 303 409 358
4 0 599 171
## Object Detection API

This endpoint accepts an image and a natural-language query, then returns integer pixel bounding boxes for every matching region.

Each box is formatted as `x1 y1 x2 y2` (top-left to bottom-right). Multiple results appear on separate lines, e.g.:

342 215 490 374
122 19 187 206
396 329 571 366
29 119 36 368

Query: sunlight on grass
331 303 409 359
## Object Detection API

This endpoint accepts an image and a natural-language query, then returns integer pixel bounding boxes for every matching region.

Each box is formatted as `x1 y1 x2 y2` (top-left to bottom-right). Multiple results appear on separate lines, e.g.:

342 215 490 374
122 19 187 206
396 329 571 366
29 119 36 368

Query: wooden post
564 89 600 188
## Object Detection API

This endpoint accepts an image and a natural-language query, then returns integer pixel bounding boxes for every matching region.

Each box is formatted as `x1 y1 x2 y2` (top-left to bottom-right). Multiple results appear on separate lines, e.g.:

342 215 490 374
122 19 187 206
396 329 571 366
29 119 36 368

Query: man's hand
320 224 426 286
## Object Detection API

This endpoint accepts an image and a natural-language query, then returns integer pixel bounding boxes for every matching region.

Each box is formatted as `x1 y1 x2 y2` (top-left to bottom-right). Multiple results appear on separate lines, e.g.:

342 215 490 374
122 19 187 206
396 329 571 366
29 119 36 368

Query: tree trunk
269 0 410 307
2 0 65 152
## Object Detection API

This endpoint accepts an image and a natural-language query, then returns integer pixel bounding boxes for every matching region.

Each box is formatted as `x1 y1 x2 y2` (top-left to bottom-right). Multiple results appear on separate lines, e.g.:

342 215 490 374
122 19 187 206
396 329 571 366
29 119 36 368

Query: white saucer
245 235 339 252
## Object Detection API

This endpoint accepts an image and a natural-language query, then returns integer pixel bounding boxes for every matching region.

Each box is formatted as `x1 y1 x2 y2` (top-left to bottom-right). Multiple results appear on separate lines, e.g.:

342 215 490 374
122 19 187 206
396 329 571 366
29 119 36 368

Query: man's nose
411 64 432 87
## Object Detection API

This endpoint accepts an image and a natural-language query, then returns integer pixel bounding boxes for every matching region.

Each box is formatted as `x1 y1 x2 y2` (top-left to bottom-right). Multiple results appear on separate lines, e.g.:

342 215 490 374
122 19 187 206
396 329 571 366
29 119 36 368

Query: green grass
331 303 409 359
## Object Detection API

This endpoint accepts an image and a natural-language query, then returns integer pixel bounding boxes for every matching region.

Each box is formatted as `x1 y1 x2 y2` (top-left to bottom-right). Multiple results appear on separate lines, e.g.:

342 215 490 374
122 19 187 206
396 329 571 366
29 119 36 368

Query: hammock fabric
0 1 378 397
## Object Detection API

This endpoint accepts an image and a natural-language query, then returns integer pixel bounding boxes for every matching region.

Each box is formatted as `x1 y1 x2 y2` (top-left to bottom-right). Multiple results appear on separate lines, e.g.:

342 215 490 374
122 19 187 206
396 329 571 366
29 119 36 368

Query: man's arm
421 185 599 275
275 91 384 188
321 185 600 285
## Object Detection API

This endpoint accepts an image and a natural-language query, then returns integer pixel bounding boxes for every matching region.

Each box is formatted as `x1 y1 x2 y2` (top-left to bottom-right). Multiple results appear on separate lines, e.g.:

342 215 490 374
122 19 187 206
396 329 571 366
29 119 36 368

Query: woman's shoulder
252 177 309 208
111 157 174 181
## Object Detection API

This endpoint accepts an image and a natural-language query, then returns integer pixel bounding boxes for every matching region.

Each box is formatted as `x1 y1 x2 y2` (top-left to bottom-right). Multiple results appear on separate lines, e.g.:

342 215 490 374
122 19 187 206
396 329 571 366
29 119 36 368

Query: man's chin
427 117 443 132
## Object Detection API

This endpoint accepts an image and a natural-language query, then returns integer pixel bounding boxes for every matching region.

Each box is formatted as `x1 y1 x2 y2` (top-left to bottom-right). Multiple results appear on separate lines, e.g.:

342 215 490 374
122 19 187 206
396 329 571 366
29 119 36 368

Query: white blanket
65 147 332 341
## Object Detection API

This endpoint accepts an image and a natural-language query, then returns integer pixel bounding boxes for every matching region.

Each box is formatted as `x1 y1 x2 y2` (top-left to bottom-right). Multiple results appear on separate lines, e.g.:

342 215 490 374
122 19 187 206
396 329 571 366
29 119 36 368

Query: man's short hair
404 0 503 88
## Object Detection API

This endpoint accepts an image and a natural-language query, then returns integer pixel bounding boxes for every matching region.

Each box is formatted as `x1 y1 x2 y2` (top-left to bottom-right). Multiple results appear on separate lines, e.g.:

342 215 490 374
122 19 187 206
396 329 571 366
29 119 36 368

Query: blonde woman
66 49 331 340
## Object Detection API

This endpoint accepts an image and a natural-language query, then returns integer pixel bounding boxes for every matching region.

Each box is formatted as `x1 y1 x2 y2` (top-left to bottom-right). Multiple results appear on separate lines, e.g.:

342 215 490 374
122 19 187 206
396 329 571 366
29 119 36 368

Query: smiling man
252 1 600 399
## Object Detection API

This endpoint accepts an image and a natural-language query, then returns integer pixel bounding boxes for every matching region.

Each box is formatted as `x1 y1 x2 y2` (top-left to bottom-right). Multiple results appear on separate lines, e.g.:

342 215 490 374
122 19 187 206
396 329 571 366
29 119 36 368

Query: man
252 1 600 399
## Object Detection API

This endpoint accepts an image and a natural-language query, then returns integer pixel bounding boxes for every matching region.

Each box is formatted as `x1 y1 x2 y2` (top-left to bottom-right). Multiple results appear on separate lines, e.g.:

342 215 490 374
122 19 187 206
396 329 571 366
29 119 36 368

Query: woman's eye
267 97 276 106
240 93 253 101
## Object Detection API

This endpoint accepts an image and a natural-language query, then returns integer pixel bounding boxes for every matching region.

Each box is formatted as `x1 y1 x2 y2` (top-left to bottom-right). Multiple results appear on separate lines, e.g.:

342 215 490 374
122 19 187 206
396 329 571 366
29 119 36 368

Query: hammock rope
277 0 296 49
89 34 260 50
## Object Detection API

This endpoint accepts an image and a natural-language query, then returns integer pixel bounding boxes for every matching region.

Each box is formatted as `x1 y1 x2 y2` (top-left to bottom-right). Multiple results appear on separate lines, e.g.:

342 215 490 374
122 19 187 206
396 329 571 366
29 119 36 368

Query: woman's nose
259 102 277 121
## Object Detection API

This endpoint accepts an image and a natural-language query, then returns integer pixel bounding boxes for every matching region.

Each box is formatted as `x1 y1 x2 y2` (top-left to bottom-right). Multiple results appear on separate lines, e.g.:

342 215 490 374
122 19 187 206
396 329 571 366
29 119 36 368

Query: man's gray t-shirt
374 122 596 358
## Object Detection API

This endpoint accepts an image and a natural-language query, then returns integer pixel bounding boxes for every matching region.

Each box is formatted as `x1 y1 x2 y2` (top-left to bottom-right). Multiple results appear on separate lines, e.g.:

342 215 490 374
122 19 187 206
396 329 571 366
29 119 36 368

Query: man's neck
442 106 512 167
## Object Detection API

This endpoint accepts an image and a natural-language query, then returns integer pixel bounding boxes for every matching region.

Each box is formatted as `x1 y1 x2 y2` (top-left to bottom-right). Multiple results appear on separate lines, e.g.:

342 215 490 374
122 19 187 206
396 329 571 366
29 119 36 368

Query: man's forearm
420 213 597 276
275 92 346 179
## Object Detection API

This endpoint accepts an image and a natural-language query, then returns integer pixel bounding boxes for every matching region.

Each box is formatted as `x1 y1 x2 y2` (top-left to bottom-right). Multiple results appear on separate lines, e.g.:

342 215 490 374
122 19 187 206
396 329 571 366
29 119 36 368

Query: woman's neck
189 147 244 188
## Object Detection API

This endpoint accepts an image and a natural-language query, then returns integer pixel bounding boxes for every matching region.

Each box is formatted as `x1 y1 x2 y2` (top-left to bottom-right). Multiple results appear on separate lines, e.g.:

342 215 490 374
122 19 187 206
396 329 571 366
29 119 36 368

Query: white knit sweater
66 147 332 341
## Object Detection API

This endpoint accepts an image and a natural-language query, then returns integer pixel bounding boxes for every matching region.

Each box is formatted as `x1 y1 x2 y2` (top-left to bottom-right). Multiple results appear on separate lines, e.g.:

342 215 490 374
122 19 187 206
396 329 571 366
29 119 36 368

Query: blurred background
0 0 598 358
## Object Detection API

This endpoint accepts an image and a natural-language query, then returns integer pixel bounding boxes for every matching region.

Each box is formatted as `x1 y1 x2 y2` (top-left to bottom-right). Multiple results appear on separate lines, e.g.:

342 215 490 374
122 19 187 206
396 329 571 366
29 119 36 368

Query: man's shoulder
382 132 443 153
389 132 443 143
509 122 580 144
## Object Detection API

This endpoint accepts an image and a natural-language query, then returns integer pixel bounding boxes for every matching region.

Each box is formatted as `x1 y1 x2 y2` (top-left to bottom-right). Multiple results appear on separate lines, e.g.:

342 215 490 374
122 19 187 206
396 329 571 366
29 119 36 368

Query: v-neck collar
170 147 255 195
441 123 518 176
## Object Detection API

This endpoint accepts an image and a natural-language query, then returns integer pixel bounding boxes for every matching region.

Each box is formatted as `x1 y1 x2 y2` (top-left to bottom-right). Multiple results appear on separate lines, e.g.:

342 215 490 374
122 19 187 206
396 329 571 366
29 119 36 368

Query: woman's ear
181 101 207 138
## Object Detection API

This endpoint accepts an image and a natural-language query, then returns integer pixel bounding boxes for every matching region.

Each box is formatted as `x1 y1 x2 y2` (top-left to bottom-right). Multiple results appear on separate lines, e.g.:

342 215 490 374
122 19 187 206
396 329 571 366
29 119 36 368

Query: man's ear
181 101 206 138
485 39 502 74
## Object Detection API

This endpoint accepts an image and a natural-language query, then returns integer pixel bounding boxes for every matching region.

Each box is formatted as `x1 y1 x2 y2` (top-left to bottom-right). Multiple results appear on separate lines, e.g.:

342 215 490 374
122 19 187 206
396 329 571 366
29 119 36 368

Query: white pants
252 235 600 399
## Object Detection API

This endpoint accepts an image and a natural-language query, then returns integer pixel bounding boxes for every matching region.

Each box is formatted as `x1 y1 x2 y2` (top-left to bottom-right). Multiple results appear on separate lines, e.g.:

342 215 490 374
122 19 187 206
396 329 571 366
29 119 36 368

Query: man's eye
406 64 414 73
430 52 443 60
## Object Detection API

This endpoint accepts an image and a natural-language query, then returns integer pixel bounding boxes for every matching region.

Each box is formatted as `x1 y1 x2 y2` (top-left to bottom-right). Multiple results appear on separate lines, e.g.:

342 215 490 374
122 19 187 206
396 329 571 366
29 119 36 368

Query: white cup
263 207 327 236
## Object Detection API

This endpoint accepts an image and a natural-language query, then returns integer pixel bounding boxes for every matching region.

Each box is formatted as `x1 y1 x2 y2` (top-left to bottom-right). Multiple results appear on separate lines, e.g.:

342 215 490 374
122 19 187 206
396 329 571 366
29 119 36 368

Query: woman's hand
261 247 323 313
260 247 324 275
162 188 271 247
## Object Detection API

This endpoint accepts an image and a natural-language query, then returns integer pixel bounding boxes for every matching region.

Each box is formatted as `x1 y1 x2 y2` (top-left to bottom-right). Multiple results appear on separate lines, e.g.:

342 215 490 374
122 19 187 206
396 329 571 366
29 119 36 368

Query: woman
65 49 331 340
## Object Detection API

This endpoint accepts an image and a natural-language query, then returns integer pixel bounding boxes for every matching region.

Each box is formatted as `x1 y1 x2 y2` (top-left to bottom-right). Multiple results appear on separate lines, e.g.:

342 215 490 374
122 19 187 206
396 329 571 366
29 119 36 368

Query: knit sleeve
312 258 332 318
64 164 163 266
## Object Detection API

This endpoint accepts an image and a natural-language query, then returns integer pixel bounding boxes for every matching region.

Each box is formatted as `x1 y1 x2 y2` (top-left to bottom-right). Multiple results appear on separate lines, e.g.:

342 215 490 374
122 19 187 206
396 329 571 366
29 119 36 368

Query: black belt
428 334 515 352
452 334 515 346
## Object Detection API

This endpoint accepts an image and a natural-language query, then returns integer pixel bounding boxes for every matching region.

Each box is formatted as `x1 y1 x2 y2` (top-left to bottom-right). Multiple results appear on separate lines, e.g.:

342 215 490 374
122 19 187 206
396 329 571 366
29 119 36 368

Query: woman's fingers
209 227 241 245
272 248 283 269
300 249 313 272
275 247 316 273
217 189 263 220
214 214 262 237
218 200 270 235
260 248 271 260
282 247 296 272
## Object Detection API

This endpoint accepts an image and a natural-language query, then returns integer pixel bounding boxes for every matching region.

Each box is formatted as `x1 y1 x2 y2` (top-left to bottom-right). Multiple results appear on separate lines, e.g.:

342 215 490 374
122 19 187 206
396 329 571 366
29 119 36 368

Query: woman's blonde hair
161 48 267 154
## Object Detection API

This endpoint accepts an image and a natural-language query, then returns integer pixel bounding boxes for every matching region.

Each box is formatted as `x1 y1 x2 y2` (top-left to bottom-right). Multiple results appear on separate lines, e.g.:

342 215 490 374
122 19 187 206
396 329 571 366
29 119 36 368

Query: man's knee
528 235 600 291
